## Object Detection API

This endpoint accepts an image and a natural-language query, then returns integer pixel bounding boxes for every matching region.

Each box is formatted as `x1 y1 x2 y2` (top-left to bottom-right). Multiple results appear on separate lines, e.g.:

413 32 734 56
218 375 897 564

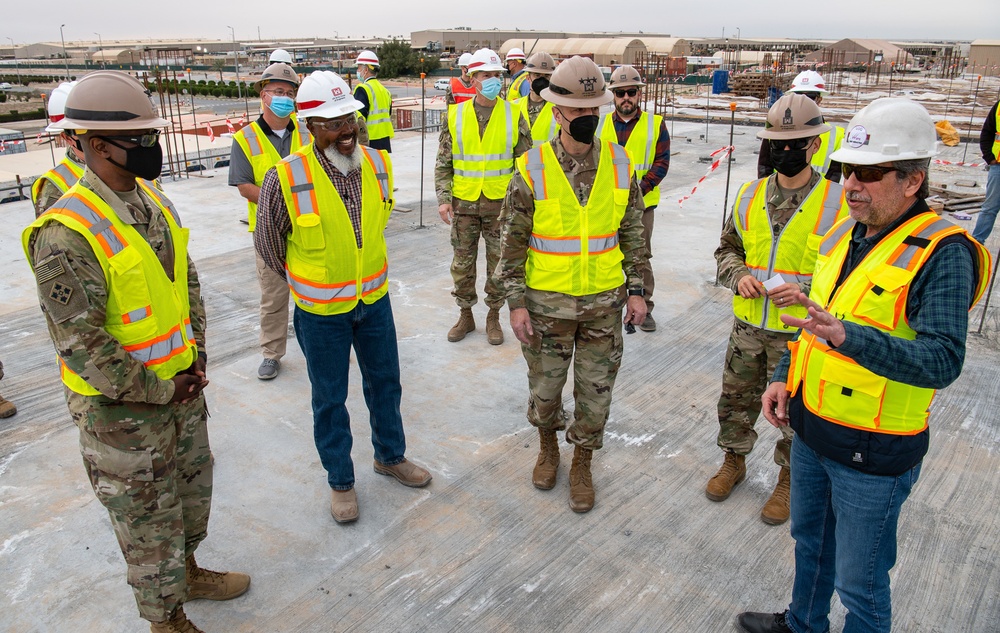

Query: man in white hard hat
738 98 990 633
598 65 671 332
709 94 849 527
435 47 531 346
518 52 558 146
505 47 529 101
971 97 1000 244
255 71 432 525
445 52 477 106
269 48 292 64
32 81 85 216
758 70 844 182
230 62 311 381
495 56 649 513
353 50 394 152
23 70 250 633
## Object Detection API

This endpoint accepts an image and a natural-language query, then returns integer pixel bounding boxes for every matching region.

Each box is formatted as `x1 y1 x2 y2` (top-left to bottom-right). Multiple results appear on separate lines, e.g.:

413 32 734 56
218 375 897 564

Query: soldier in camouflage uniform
444 52 476 106
0 359 15 418
710 94 849 525
436 47 532 346
22 71 248 633
496 56 649 514
32 81 87 217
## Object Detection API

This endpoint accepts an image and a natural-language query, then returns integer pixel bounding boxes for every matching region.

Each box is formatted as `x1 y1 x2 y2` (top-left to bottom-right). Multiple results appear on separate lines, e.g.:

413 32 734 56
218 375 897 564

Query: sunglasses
613 88 638 98
842 163 898 183
310 115 358 132
98 131 161 148
768 137 813 152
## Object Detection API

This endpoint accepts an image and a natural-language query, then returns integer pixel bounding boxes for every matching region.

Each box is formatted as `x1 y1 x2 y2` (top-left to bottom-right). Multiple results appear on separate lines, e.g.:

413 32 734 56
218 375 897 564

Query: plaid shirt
254 146 364 278
609 111 670 202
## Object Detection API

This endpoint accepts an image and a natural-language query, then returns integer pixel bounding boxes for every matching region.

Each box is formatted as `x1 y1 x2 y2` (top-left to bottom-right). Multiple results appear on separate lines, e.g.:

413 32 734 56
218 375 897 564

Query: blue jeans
786 439 920 633
294 295 407 490
972 164 1000 244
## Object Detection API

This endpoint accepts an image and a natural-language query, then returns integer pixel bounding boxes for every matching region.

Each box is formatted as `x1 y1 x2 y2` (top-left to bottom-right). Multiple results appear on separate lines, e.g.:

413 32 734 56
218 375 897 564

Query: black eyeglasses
310 115 358 132
842 163 898 183
613 88 638 98
769 137 813 152
98 131 161 148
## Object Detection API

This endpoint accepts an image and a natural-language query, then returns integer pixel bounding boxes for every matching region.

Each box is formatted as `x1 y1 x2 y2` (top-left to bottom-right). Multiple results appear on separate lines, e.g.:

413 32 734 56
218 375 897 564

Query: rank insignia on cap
579 76 597 93
49 281 73 305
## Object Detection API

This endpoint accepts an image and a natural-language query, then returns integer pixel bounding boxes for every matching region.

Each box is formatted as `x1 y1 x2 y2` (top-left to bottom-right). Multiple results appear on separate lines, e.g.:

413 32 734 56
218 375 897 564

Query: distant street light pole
227 26 242 100
94 32 106 69
59 24 69 79
7 37 20 84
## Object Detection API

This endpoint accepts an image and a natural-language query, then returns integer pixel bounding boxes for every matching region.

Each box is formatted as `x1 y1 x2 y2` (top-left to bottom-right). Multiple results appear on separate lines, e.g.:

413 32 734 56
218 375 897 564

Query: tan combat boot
760 466 791 525
447 308 475 342
532 428 560 490
568 445 595 513
150 607 205 633
486 308 504 345
185 554 251 601
0 394 16 419
705 452 746 502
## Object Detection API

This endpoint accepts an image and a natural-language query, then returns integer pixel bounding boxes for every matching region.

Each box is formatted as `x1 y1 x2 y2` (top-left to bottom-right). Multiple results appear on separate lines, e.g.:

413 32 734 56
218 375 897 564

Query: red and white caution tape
225 118 236 134
933 159 986 168
205 122 215 143
678 145 734 207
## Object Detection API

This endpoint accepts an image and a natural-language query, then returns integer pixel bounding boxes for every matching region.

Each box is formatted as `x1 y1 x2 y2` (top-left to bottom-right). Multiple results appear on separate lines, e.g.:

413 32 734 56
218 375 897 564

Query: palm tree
211 58 227 83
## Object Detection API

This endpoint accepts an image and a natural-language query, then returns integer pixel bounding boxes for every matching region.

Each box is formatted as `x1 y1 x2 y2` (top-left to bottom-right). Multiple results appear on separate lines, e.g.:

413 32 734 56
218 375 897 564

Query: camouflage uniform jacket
26 168 206 405
33 149 86 217
434 99 533 208
715 169 823 296
496 136 650 315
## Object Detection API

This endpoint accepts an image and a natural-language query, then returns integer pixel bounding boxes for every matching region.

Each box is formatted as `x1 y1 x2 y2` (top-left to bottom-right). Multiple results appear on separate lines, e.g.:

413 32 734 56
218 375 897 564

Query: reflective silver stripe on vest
243 125 264 156
297 120 310 146
285 155 317 218
364 83 391 123
455 103 467 159
634 112 656 172
185 321 194 341
362 146 390 200
51 162 79 190
819 219 856 257
453 152 515 161
361 267 388 295
124 306 149 323
529 235 581 254
503 100 514 157
888 217 955 271
814 182 845 237
735 178 767 231
609 143 631 189
454 167 514 178
817 127 836 173
287 271 357 303
748 267 810 284
51 197 127 255
589 234 620 253
525 148 547 199
138 180 182 227
127 328 186 365
598 113 608 135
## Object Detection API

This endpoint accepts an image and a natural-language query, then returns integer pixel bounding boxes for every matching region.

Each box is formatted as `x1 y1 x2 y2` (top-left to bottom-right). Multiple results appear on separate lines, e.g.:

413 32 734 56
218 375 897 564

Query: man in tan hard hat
495 56 649 513
435 47 531 345
32 81 85 216
518 52 558 146
446 52 477 106
230 62 311 381
710 93 849 526
598 65 670 332
353 50 394 152
23 70 249 633
255 71 432 524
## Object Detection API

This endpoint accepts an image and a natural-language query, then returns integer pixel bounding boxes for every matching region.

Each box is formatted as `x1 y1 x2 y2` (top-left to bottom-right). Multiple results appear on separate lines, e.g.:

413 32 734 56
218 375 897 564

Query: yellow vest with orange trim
517 140 633 296
787 212 991 434
22 181 197 397
31 156 84 206
520 99 557 147
275 146 394 316
233 116 311 231
507 71 529 103
811 125 846 177
448 99 522 201
731 176 850 332
597 111 664 209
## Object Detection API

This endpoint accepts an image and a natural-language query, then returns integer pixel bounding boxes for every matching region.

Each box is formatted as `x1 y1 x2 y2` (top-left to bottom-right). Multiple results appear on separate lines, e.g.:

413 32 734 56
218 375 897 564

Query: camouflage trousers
450 197 505 310
67 389 212 622
716 318 794 467
520 294 625 451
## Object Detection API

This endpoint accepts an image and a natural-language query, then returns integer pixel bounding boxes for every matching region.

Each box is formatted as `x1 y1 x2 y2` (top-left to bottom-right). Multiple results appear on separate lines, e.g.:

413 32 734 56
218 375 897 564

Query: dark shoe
735 611 793 633
257 358 280 380
639 313 656 332
706 452 746 502
374 458 432 488
0 395 16 419
447 308 476 342
185 554 251 601
532 428 560 490
330 488 359 523
486 308 504 345
569 445 595 513
761 466 791 525
150 607 206 633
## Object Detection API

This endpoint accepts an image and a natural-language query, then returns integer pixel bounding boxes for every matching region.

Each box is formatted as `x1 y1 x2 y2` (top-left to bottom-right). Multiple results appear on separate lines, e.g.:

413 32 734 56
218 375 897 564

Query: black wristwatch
627 288 645 297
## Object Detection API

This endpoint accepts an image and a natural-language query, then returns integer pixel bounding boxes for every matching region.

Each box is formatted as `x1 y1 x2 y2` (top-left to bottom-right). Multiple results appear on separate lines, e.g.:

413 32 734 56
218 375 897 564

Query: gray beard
323 144 362 176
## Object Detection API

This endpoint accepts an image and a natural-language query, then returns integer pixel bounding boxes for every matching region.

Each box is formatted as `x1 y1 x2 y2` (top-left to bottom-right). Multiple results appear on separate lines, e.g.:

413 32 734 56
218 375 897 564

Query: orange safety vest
451 77 477 104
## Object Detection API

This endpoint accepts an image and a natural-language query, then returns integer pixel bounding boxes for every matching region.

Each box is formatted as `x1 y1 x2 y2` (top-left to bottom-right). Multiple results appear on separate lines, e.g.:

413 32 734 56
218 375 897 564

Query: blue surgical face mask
479 77 502 100
267 95 295 118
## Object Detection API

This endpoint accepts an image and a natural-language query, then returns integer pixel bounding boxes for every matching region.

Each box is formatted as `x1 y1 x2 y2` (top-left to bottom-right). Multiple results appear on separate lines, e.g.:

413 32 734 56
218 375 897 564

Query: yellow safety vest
23 181 197 397
518 140 633 296
811 125 846 177
598 111 664 209
31 155 84 205
992 104 1000 160
275 146 394 316
787 212 991 434
357 78 395 141
507 72 529 102
233 116 311 231
731 176 849 332
520 99 558 147
448 99 522 201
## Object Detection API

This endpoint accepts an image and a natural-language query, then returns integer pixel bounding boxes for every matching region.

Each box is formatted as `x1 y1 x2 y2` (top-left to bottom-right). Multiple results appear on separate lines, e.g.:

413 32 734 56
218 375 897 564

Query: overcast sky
6 0 996 45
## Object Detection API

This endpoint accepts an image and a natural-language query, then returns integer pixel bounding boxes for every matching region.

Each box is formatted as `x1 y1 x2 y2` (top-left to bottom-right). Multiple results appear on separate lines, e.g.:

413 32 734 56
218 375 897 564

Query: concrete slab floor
1 123 998 632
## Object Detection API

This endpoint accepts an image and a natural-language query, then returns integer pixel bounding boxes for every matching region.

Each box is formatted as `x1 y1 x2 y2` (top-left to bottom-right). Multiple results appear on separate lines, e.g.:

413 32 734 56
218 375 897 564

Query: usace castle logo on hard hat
580 76 598 94
782 108 794 126
332 87 343 96
846 124 870 148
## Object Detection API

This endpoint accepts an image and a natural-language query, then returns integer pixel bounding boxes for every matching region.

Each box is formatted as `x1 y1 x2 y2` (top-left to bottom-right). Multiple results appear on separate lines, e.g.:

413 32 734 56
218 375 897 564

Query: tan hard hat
525 52 556 75
757 93 831 140
540 56 612 108
608 65 645 89
253 63 300 93
51 70 168 132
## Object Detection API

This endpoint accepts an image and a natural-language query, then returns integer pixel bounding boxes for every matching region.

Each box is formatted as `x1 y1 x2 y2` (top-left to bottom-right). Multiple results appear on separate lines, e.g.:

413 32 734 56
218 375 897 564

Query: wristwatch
627 288 645 297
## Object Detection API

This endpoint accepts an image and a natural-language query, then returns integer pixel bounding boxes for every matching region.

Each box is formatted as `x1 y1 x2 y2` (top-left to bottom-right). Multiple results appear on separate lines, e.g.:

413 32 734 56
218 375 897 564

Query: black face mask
102 138 163 181
771 146 810 178
566 114 600 145
531 76 550 96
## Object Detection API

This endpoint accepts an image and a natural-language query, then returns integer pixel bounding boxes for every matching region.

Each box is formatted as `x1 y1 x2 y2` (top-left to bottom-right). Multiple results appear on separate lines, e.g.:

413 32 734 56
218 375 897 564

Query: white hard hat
270 48 293 64
458 52 473 68
45 81 77 132
789 70 829 97
468 48 504 74
295 71 363 120
830 97 937 165
356 50 379 67
505 47 526 62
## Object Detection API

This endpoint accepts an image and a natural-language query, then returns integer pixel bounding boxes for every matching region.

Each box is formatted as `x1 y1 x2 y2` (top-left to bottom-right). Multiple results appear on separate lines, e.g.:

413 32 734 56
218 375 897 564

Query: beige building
498 38 647 67
968 39 1000 76
805 38 914 69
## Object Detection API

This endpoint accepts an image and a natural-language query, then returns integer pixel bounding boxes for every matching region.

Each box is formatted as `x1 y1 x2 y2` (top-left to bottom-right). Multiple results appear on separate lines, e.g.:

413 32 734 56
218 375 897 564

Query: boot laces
191 563 226 584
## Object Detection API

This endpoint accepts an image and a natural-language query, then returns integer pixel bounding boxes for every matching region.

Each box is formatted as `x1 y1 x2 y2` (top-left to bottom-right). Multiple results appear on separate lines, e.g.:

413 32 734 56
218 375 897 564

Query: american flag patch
35 256 66 285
